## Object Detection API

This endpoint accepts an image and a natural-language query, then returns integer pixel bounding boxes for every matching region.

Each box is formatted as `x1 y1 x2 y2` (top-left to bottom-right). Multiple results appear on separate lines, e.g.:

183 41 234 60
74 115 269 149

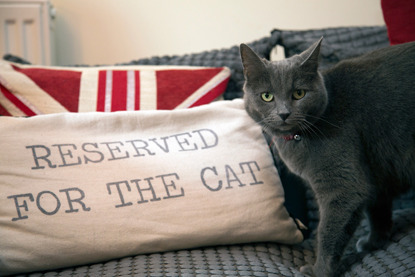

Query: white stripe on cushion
139 70 157 110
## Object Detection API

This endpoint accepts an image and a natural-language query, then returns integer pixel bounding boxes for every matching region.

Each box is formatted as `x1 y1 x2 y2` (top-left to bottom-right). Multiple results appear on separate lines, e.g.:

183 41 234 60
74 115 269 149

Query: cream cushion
0 99 303 275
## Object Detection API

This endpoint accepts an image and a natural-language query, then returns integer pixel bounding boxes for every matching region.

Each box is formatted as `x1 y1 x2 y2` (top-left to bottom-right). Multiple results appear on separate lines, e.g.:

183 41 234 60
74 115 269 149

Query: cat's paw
356 236 370 252
356 235 388 253
300 264 316 277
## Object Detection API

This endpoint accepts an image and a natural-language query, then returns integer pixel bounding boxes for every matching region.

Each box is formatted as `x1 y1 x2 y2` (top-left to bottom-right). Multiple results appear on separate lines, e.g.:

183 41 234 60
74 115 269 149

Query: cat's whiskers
300 119 327 141
305 114 340 129
259 115 282 130
254 117 275 136
291 114 327 141
255 114 329 143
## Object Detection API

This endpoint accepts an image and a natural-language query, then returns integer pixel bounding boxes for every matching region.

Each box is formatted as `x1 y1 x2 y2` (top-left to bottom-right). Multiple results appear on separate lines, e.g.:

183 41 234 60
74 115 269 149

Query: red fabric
11 65 82 112
156 68 222 109
113 71 128 112
190 75 230 108
0 83 36 116
0 63 230 116
134 70 140 110
0 102 11 116
381 0 415 45
97 70 107 112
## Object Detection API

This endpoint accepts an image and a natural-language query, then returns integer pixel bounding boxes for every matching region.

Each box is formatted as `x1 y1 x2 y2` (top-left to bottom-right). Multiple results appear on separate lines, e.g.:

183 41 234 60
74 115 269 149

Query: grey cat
240 38 415 277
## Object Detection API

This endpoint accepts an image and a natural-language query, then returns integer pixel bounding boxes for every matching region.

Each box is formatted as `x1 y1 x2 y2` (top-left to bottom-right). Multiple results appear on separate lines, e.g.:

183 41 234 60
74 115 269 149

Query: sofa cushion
0 60 230 116
0 99 304 275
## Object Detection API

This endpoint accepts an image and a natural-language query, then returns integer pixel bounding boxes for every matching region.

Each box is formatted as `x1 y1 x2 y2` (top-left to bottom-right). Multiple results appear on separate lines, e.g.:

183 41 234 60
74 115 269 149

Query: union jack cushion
0 61 230 116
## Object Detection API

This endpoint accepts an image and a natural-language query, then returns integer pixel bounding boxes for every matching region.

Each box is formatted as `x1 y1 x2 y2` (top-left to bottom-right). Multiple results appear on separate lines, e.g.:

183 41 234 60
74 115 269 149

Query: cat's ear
240 43 267 82
300 37 323 72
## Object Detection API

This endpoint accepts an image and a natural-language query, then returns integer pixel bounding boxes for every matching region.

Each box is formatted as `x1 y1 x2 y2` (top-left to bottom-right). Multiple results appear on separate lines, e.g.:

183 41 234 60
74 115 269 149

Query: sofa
2 26 414 277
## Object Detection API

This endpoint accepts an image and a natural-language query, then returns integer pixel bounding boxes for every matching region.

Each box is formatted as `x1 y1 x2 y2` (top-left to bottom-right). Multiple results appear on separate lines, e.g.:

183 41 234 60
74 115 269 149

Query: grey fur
240 39 415 277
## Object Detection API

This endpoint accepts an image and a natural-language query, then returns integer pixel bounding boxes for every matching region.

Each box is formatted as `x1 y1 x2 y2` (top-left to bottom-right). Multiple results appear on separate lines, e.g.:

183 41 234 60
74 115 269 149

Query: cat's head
240 38 328 137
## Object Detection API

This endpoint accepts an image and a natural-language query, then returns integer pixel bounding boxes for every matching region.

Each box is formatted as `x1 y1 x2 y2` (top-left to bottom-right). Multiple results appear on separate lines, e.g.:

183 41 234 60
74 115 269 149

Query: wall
50 0 385 66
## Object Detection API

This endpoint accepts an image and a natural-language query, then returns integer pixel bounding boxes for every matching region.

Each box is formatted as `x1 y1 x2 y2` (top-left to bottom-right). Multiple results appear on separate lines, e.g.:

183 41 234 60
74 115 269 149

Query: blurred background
0 0 385 66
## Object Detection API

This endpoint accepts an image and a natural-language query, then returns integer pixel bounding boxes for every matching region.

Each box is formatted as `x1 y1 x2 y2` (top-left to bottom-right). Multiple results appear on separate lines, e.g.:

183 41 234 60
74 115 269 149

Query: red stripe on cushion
135 71 140 110
97 70 107 112
111 71 127 112
156 68 223 110
11 65 81 112
0 102 11 116
0 83 36 116
189 76 230 108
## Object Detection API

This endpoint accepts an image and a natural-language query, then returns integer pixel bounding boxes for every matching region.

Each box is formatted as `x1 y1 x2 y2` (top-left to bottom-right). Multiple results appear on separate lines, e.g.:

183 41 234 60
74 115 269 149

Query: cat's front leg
301 187 366 277
356 190 393 252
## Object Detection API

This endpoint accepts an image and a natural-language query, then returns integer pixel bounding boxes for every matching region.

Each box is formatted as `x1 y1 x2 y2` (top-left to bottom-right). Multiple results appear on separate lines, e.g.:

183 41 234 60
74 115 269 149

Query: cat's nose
279 113 290 121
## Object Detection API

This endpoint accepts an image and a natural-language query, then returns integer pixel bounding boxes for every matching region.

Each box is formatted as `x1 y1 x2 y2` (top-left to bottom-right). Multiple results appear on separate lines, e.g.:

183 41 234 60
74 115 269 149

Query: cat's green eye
261 92 274 102
293 89 306 100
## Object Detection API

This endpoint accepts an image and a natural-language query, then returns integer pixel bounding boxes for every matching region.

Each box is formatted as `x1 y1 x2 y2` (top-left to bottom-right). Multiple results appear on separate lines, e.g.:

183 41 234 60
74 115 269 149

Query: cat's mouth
263 122 300 136
277 123 294 131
